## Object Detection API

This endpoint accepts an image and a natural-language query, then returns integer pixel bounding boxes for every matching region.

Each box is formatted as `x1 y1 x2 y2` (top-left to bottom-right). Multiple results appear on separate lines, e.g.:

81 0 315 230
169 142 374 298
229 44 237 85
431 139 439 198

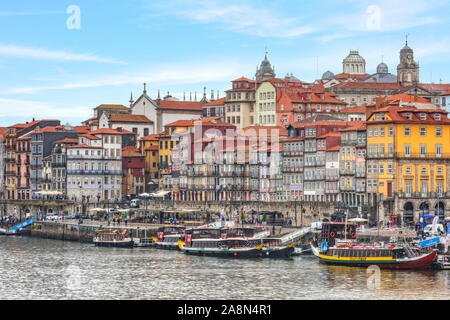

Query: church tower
397 39 419 87
255 51 276 81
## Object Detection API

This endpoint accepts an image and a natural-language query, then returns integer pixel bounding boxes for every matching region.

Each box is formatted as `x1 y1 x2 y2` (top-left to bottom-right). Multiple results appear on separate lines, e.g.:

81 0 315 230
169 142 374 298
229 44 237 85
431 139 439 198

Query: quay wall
30 222 159 243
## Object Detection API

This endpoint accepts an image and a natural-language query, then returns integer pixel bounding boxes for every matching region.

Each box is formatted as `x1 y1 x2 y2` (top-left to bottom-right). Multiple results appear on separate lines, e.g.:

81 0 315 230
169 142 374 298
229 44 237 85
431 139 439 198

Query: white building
66 129 123 205
98 113 154 139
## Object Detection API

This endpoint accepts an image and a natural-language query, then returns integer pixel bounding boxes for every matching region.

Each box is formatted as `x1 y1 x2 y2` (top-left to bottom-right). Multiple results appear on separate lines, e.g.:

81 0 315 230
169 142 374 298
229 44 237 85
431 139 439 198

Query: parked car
75 213 89 219
65 213 76 219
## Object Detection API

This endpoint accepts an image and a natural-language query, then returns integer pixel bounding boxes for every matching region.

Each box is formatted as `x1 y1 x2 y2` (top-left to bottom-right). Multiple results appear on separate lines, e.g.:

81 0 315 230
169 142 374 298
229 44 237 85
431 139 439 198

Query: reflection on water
0 236 448 300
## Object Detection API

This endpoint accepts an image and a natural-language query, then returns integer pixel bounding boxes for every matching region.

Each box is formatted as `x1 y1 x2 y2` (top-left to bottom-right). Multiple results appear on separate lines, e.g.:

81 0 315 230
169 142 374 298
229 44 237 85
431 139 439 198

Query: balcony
395 152 450 159
340 139 358 146
52 161 66 168
340 169 356 175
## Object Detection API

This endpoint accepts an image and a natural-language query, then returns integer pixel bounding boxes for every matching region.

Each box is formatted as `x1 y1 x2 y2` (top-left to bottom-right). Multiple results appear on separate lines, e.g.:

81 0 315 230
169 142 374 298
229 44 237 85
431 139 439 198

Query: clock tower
397 39 419 87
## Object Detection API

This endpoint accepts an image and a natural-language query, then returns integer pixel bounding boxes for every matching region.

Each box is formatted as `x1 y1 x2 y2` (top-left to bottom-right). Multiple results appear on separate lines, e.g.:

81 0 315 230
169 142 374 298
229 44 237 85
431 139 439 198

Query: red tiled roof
233 77 255 82
386 94 431 104
90 128 135 135
335 82 404 90
328 145 340 151
203 97 226 106
144 145 159 151
158 100 204 111
334 73 370 80
122 146 143 157
368 105 450 123
72 126 90 133
109 114 153 123
418 83 450 92
95 104 129 110
141 133 161 141
340 106 367 113
80 133 101 140
340 121 366 131
54 138 79 144
238 126 288 137
441 89 450 96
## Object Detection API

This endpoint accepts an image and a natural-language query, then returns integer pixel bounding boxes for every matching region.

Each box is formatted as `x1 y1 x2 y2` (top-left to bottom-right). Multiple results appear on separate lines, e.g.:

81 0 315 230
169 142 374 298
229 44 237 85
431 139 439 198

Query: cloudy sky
1 0 450 126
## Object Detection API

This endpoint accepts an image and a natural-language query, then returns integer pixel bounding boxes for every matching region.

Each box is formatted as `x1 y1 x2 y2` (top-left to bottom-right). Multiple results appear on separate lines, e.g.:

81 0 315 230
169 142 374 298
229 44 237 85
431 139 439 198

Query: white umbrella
90 208 106 212
348 218 368 223
139 193 151 198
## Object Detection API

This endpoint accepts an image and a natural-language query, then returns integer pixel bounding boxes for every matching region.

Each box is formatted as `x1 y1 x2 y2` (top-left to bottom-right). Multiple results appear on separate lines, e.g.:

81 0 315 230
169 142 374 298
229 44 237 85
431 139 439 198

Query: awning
153 190 171 197
36 191 63 195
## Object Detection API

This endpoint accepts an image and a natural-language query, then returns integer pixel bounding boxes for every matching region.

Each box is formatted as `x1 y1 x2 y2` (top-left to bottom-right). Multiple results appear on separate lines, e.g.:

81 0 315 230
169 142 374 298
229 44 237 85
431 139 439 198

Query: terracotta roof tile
109 114 153 123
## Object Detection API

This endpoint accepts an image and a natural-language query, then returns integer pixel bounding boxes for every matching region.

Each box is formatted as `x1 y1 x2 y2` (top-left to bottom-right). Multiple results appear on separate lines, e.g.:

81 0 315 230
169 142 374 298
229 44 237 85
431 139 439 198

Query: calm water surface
0 236 449 300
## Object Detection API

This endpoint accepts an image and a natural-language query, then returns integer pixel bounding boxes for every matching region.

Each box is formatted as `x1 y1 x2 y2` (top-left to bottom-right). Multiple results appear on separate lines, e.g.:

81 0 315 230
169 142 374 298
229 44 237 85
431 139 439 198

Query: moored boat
93 229 134 248
260 238 295 258
152 225 185 250
179 227 264 258
311 222 437 269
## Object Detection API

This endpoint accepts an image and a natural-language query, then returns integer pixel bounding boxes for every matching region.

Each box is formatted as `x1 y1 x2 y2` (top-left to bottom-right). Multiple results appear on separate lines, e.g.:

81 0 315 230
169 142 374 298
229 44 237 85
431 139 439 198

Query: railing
51 161 66 167
395 152 450 159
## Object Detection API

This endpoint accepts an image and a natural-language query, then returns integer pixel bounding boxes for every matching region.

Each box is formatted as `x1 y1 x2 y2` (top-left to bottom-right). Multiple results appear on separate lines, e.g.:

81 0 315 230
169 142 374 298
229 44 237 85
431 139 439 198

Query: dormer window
405 113 412 120
434 113 441 120
419 113 426 120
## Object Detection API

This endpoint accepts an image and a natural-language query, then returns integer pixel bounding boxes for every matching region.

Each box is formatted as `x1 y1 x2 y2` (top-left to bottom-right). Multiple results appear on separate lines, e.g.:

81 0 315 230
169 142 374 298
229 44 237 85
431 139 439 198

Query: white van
131 199 140 208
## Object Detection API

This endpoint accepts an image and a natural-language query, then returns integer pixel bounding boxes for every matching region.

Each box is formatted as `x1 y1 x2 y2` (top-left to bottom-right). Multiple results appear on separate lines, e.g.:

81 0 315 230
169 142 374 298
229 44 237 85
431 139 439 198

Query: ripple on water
0 237 449 300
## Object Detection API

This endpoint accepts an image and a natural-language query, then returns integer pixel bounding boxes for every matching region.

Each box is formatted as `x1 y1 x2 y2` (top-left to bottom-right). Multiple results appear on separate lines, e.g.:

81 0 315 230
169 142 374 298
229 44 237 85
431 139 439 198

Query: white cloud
0 44 125 64
148 0 316 38
0 98 90 120
1 60 244 95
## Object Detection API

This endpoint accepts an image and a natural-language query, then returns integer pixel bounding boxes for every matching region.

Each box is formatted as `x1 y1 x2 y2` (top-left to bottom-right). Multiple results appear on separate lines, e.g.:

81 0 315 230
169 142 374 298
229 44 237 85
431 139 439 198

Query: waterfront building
442 90 450 113
67 128 123 205
15 133 31 200
338 106 367 122
224 77 257 129
30 125 79 199
281 136 304 201
339 122 367 211
366 103 450 224
50 138 78 199
121 146 145 196
41 155 52 198
139 133 161 192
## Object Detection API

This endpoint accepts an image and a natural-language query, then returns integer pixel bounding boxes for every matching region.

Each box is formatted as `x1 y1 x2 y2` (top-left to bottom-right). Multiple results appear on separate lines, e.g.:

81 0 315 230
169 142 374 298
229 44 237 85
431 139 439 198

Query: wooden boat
311 222 437 269
311 242 437 269
179 227 264 258
151 225 185 250
93 229 134 248
260 238 295 258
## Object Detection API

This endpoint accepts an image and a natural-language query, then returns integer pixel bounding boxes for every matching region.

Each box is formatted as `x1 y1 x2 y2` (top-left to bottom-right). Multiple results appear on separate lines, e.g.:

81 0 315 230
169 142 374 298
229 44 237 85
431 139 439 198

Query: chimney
117 127 123 132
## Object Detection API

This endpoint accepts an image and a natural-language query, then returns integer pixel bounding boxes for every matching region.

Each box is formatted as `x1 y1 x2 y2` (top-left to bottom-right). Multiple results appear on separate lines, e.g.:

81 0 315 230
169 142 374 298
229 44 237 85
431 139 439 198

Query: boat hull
154 242 181 250
317 251 437 270
94 240 134 248
182 247 263 258
262 246 294 258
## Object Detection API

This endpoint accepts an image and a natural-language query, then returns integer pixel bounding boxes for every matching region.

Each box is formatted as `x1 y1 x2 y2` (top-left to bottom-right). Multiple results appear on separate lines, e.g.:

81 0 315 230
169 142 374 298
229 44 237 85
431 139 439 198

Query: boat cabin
319 222 357 247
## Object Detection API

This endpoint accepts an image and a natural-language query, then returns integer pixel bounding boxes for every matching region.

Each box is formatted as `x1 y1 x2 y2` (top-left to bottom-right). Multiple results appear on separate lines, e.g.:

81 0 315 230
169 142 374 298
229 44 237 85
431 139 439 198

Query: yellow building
139 133 160 192
366 104 450 223
224 77 257 129
255 79 281 126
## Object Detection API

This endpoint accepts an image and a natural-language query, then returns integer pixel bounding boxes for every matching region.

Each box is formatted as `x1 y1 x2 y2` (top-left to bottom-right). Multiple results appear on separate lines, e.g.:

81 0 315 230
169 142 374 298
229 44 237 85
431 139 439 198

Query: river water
0 236 449 300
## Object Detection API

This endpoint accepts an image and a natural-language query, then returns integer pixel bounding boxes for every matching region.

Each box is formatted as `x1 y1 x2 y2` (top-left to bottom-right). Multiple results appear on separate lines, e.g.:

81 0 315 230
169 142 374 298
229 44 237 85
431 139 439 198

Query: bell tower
397 37 419 87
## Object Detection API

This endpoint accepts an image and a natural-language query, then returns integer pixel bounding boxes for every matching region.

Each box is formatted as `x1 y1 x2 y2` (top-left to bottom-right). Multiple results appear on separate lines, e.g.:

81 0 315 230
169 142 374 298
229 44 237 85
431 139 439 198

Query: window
419 127 427 137
374 127 378 137
368 127 373 137
404 126 411 137
380 127 385 137
420 166 428 175
436 144 442 158
387 164 393 174
435 127 442 137
405 113 412 120
420 144 427 157
405 166 412 174
379 164 384 174
434 113 441 120
419 113 427 120
404 144 411 157
388 126 394 136
437 166 443 174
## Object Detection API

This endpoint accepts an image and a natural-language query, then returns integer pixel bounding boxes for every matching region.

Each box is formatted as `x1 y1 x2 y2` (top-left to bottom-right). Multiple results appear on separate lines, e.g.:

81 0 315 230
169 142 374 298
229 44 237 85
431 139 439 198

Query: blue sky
1 0 450 126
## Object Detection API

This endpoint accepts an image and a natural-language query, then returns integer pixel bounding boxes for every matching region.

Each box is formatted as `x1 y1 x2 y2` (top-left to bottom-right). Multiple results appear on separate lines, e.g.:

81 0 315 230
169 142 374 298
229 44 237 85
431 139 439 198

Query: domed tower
322 70 335 80
397 40 419 87
377 62 389 74
255 52 276 81
342 50 366 75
